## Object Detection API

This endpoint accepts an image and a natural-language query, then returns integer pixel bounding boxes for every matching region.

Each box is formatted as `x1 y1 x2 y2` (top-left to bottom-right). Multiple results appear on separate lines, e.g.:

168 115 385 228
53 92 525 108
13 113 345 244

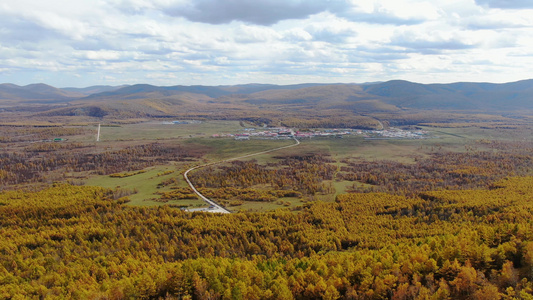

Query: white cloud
145 72 178 79
84 50 123 61
214 56 230 65
233 24 282 43
305 19 358 43
282 28 313 42
152 0 351 25
475 0 533 9
0 0 532 87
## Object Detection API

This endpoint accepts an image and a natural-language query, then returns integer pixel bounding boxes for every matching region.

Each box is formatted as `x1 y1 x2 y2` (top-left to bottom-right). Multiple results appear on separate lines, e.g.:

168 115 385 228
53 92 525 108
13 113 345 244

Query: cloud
350 46 411 62
0 17 50 45
282 29 313 42
1 0 533 87
340 10 424 25
475 0 533 9
111 0 158 15
306 23 358 44
463 18 530 30
84 50 123 61
440 1 533 33
390 30 478 54
156 0 350 25
337 1 437 25
233 25 282 43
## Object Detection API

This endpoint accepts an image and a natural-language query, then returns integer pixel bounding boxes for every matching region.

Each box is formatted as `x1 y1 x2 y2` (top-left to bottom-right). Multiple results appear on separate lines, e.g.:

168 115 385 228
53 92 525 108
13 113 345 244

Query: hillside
363 79 533 111
73 79 533 112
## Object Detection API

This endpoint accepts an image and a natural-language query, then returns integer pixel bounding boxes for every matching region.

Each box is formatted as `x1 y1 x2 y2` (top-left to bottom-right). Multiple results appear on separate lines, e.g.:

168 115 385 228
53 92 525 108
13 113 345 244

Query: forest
1 177 533 299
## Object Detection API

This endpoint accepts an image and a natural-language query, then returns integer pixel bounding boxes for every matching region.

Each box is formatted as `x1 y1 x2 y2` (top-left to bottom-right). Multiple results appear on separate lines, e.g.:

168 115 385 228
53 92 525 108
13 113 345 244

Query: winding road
183 136 301 213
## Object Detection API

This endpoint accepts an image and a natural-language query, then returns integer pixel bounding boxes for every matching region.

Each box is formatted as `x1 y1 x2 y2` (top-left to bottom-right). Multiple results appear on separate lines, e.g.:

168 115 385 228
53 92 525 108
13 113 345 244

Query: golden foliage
2 177 533 298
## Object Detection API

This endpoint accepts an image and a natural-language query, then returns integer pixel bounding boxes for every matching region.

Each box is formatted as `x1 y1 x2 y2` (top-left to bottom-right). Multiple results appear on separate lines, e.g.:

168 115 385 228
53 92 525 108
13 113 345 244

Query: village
210 126 430 140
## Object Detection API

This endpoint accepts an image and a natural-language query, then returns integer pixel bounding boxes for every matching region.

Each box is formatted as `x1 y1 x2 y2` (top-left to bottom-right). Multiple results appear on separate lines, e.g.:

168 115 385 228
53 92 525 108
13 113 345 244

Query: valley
2 79 533 298
4 0 533 297
2 117 532 211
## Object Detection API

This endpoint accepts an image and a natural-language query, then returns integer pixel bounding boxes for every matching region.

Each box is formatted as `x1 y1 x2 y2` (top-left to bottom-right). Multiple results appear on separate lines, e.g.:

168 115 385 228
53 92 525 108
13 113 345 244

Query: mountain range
1 79 532 119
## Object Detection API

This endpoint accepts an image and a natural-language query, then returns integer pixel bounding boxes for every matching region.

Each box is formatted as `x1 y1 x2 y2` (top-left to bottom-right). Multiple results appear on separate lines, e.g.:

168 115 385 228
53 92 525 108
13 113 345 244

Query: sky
1 0 533 87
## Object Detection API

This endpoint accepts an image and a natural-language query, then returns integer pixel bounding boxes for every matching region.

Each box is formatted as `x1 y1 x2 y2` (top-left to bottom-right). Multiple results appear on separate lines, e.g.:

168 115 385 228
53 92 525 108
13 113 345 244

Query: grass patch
332 180 356 197
184 138 296 161
233 197 304 212
288 135 427 163
84 165 205 207
94 120 244 141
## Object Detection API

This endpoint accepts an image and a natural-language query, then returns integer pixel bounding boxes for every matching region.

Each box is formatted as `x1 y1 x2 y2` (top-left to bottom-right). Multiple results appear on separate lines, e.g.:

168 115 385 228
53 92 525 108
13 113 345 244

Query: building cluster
162 120 202 125
363 127 429 139
213 127 295 140
211 127 429 141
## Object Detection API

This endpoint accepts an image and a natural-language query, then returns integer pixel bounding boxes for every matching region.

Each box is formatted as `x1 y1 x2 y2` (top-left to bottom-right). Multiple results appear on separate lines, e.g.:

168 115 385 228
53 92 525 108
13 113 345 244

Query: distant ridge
62 85 129 96
0 83 83 101
81 83 331 101
1 79 533 115
362 79 533 110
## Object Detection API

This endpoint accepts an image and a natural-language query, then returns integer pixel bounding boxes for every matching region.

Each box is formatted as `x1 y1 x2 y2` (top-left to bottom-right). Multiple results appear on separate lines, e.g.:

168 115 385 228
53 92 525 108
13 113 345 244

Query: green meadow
94 120 244 141
85 165 206 207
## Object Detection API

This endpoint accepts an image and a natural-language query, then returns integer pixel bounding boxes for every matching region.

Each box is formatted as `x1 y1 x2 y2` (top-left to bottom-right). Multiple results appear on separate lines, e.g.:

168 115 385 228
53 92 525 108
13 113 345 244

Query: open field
291 136 427 163
4 119 533 212
183 138 296 161
95 120 245 141
66 120 533 160
423 125 533 142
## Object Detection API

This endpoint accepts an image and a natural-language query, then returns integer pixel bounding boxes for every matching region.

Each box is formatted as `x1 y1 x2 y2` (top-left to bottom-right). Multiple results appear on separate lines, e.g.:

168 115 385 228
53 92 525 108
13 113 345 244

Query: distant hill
0 83 83 102
239 84 365 105
62 85 129 96
81 83 330 101
363 79 533 111
362 80 478 109
1 79 533 119
83 80 532 112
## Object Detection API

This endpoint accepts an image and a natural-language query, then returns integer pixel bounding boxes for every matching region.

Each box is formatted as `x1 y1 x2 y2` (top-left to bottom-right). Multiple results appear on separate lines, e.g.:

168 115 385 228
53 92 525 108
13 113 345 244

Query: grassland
183 138 296 161
95 120 244 141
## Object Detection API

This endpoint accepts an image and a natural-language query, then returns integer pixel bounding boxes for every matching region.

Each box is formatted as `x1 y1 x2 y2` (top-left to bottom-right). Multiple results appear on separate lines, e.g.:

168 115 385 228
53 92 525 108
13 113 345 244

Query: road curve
183 136 300 213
